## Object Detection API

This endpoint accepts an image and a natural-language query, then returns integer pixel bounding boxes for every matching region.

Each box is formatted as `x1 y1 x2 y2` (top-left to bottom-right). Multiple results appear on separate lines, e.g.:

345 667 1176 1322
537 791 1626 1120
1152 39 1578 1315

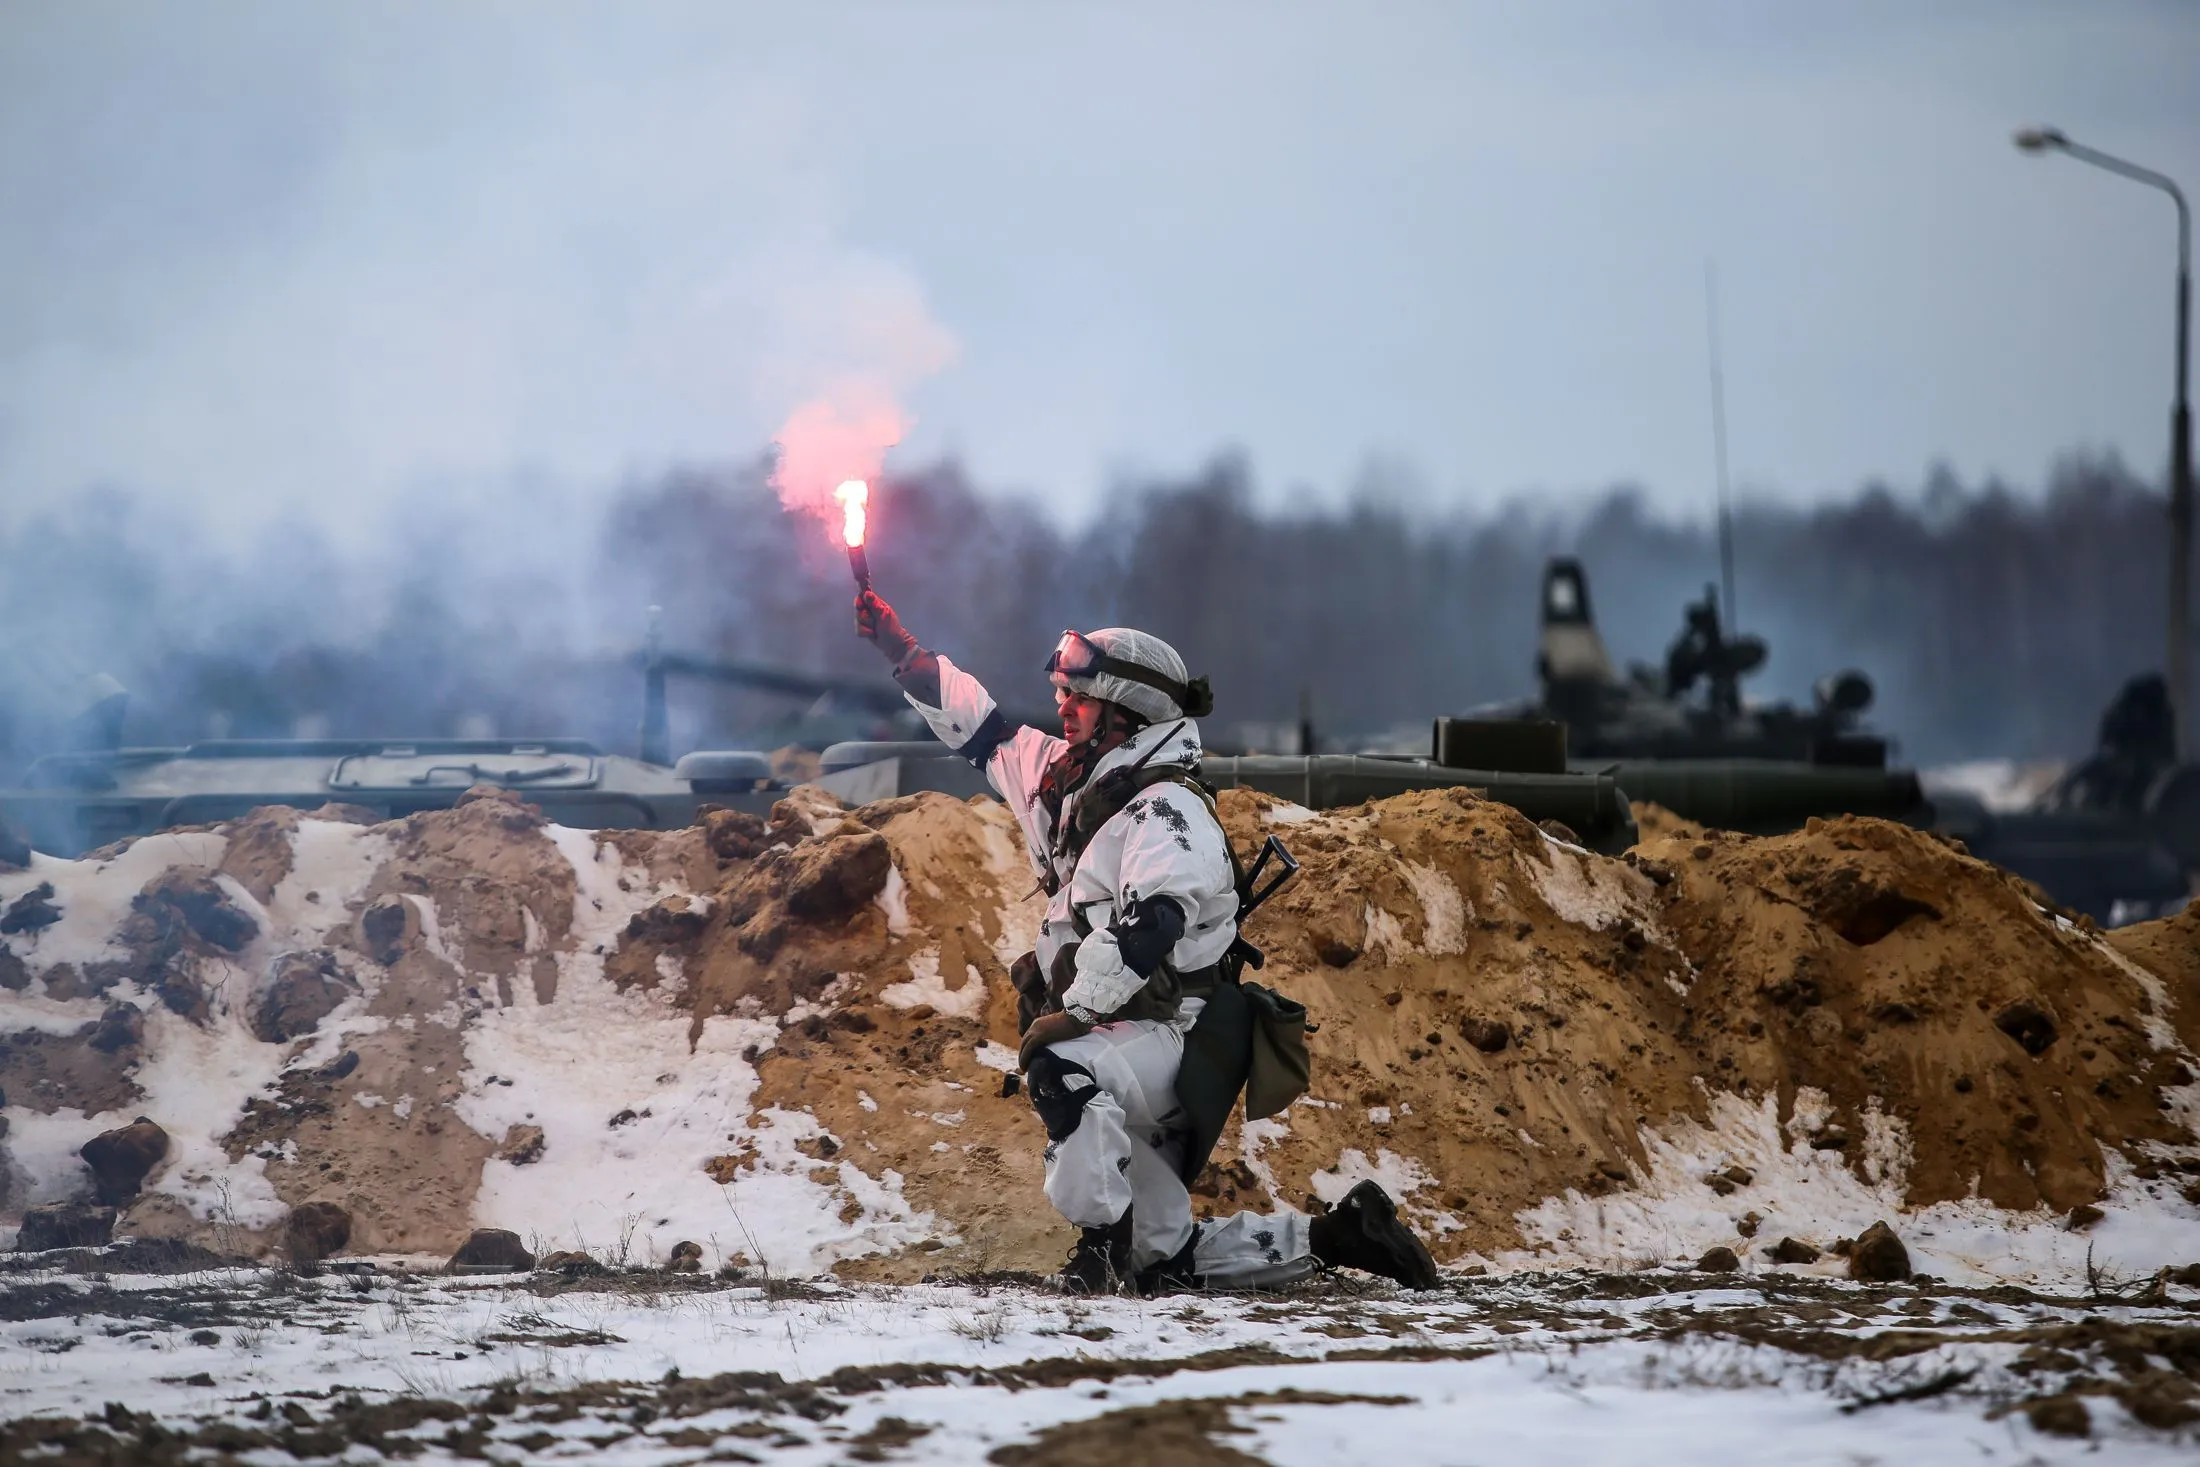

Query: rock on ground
79 1118 168 1206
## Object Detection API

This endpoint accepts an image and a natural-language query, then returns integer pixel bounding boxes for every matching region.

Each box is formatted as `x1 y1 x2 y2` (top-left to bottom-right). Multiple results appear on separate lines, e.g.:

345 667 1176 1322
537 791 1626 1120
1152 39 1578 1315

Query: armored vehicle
0 628 910 858
1496 559 2193 921
815 738 1639 854
1930 674 2199 924
0 739 793 858
1481 558 1926 831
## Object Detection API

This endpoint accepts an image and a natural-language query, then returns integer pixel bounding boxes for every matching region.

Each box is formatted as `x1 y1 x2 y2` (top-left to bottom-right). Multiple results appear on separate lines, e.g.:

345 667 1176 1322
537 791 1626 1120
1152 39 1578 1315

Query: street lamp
2014 125 2193 756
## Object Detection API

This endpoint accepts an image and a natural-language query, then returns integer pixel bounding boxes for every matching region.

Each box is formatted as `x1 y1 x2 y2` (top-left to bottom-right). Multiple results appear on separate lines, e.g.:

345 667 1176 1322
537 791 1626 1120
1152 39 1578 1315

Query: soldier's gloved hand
854 590 918 665
1059 929 1143 1023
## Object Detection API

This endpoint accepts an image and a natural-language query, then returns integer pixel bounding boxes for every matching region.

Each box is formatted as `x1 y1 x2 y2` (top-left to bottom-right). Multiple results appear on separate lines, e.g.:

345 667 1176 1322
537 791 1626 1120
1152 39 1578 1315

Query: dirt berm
0 784 2193 1272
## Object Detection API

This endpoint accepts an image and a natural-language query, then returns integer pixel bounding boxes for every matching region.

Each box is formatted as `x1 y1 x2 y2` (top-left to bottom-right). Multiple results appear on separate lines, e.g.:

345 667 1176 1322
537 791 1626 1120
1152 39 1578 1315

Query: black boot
1134 1226 1202 1298
1310 1181 1440 1290
1058 1211 1133 1295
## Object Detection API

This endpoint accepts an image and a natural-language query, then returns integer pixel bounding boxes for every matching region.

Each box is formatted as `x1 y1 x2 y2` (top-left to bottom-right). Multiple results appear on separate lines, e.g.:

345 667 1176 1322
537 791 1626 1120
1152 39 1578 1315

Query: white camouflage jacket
899 654 1238 1013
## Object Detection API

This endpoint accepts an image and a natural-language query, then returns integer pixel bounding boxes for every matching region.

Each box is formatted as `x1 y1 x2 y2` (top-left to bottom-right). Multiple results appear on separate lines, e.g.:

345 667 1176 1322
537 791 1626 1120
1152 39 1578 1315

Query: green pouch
1241 982 1313 1121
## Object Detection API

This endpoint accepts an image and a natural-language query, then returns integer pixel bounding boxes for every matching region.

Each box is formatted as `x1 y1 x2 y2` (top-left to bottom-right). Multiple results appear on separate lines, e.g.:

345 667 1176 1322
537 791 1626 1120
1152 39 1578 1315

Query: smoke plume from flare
770 392 904 548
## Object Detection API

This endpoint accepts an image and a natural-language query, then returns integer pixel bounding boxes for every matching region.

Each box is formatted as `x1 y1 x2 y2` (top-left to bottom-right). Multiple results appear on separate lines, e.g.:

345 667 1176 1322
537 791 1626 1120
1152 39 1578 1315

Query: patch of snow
970 1042 1020 1074
1261 801 1318 825
1521 842 1649 932
265 822 390 943
1362 904 1409 960
1509 1088 2200 1287
400 894 460 972
873 863 911 937
1400 861 1468 955
1238 1115 1290 1198
0 830 229 976
1922 758 2064 813
881 948 985 1019
1311 1147 1435 1211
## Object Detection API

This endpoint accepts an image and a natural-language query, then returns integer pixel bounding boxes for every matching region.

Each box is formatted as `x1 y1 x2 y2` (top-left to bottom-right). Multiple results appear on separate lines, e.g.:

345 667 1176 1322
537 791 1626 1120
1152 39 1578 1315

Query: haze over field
1 0 2195 530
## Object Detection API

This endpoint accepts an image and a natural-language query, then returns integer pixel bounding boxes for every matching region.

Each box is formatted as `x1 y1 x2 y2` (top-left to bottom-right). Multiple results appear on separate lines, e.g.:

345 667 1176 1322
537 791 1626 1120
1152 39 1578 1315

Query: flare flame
834 479 869 549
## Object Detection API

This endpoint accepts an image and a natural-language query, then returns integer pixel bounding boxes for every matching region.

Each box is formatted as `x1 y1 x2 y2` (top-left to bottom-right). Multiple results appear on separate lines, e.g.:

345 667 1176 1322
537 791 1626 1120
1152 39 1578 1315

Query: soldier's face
1055 686 1103 743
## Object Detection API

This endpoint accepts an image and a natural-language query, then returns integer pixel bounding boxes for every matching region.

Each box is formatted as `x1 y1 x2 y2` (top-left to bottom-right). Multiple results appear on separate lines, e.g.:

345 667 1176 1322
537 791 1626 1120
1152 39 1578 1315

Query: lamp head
2013 126 2069 155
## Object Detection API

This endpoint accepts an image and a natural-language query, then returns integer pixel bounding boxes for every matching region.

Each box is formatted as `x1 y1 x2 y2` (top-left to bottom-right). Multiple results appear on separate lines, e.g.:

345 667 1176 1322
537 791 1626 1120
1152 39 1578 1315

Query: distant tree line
0 452 2174 774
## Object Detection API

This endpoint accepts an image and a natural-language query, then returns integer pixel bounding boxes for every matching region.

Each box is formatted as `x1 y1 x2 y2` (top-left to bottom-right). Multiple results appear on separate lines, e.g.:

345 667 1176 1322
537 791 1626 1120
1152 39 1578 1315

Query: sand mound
2 781 2196 1283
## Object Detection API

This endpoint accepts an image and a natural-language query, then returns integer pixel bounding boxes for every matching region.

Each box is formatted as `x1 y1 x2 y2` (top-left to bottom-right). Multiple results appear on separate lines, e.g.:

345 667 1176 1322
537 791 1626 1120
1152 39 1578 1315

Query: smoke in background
0 450 2170 777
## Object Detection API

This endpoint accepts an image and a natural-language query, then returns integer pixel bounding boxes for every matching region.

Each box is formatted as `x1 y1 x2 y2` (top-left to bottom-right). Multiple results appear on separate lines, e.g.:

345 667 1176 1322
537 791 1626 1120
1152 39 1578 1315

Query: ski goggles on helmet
1044 630 1197 711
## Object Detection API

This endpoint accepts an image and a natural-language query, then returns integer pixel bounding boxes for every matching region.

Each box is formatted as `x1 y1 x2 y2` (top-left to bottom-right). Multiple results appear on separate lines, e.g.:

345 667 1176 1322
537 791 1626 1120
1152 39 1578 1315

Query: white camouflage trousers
1036 1008 1314 1288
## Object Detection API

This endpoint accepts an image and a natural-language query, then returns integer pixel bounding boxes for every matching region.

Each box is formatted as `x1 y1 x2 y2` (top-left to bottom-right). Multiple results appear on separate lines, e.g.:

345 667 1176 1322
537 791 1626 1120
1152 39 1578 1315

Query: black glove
854 589 918 665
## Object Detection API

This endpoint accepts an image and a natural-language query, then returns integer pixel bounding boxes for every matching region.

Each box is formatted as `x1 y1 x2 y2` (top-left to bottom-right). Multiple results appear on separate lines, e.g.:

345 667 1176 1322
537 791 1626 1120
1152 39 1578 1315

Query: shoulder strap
1056 762 1241 891
1061 764 1234 940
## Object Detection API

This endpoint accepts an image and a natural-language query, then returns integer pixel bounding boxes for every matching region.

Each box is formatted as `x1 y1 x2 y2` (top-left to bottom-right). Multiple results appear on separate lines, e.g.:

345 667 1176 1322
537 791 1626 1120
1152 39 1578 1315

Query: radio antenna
1705 261 1737 632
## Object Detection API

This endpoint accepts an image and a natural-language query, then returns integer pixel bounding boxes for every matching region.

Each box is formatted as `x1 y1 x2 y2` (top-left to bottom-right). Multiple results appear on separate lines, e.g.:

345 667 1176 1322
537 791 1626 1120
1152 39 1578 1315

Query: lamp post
2015 125 2192 756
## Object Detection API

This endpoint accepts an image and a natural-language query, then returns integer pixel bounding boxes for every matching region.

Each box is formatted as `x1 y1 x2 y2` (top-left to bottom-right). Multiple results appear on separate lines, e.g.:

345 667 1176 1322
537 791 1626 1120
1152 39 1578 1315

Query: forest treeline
0 451 2174 771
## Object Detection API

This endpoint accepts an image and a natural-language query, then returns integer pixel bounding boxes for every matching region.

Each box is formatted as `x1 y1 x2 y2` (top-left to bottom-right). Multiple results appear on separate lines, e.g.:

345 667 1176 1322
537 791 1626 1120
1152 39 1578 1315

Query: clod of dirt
1696 1245 1740 1273
285 1201 353 1268
538 1250 607 1278
2025 1396 2092 1438
1847 1220 1911 1282
86 1003 145 1054
2065 1204 2105 1232
1769 1237 1822 1265
1459 1018 1511 1053
134 871 258 952
253 950 358 1043
14 1203 116 1251
0 948 28 990
624 895 709 944
358 896 415 965
698 807 772 862
1995 1002 2059 1056
497 1124 545 1165
667 1240 703 1273
448 1228 534 1272
0 882 62 935
314 1049 360 1082
79 1116 169 1205
781 832 893 922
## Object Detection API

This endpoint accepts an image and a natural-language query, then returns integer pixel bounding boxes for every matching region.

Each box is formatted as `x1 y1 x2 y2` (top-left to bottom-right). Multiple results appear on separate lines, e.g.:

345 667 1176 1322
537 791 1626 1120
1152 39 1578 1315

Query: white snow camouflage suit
900 653 1313 1287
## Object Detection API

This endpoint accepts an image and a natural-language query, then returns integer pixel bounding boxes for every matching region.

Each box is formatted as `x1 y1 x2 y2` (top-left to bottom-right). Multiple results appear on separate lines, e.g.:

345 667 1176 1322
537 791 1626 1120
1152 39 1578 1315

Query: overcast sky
1 0 2195 538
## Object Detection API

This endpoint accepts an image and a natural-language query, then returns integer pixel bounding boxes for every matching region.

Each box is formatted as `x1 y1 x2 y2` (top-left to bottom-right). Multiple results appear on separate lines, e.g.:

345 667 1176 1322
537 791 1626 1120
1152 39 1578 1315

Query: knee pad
1026 1051 1101 1142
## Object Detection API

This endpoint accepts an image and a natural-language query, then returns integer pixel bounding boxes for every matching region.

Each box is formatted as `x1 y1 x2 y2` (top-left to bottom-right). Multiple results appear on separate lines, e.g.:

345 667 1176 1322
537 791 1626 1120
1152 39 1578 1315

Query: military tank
0 626 913 858
1476 558 1926 832
1928 674 2199 924
814 738 1639 854
1482 559 2193 922
0 739 797 858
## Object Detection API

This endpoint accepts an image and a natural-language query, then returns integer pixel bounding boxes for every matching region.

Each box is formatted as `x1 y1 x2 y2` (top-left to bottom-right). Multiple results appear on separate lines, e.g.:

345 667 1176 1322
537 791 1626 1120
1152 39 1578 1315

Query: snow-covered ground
4 1257 2195 1462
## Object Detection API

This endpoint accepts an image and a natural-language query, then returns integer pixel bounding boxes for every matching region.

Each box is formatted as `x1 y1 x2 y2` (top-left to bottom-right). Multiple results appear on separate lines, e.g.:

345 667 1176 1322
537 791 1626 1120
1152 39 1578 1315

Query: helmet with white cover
1045 627 1214 724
